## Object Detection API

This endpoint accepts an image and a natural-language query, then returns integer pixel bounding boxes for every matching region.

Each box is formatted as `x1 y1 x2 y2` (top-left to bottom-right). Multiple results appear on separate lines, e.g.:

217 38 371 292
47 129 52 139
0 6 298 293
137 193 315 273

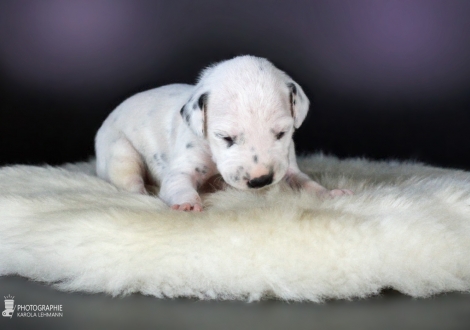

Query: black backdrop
1 0 470 169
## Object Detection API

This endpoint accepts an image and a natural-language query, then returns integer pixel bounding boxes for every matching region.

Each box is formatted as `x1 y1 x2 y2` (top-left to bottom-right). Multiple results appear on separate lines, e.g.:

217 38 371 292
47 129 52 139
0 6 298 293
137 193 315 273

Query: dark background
1 0 469 169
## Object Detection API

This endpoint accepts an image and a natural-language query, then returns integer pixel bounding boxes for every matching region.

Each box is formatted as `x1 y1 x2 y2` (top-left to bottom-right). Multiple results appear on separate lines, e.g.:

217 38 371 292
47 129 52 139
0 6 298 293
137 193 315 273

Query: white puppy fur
95 55 352 211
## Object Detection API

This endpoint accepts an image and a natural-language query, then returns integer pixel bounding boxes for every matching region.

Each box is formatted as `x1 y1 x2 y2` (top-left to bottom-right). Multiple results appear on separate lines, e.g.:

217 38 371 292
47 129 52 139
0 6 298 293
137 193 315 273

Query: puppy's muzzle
247 173 274 189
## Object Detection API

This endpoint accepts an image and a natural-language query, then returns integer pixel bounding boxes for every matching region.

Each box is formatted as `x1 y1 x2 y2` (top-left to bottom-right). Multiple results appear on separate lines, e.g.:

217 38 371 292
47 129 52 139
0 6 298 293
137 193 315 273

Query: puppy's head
180 55 309 189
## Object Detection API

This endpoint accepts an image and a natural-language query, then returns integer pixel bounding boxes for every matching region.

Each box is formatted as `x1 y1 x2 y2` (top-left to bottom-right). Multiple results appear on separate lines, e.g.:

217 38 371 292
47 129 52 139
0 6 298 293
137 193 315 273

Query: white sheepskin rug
0 155 469 302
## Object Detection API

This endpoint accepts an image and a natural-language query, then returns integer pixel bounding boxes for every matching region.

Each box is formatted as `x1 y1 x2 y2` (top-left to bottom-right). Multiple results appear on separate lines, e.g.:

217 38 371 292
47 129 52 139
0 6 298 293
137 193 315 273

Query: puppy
95 55 352 211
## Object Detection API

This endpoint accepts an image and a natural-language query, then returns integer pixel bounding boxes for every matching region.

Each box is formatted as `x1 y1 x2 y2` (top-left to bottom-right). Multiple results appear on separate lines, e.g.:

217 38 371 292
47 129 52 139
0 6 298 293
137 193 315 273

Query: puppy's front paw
159 183 203 212
166 193 203 212
171 202 203 212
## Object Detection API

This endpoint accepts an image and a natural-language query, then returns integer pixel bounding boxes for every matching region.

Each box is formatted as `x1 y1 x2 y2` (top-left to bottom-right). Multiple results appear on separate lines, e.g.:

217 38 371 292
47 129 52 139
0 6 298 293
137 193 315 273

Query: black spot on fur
235 166 244 178
238 133 245 143
153 153 165 168
287 82 297 95
253 155 258 163
198 92 209 110
287 83 297 117
161 153 167 162
193 102 198 110
195 166 208 175
186 142 194 149
180 106 191 123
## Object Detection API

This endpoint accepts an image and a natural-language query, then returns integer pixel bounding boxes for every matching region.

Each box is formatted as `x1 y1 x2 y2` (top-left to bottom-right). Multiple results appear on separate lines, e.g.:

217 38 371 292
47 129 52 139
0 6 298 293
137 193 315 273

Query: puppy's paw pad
171 203 203 212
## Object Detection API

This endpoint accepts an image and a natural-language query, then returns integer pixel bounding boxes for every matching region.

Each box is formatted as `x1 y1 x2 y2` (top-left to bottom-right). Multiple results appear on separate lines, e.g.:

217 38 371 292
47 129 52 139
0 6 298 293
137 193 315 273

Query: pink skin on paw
171 203 203 212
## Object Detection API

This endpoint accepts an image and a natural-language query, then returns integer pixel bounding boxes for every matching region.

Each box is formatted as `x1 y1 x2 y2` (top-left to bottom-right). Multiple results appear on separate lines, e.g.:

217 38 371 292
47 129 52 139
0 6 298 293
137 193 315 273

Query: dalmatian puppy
95 55 353 211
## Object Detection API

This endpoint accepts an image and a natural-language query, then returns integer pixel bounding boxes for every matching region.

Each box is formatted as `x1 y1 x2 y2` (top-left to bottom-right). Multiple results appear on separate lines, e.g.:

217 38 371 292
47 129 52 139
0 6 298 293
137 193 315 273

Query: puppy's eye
275 131 285 140
222 136 235 147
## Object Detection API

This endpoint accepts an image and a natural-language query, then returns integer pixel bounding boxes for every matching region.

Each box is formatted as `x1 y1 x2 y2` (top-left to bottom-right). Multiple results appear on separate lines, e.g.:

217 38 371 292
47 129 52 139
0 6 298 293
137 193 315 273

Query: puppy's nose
247 173 273 189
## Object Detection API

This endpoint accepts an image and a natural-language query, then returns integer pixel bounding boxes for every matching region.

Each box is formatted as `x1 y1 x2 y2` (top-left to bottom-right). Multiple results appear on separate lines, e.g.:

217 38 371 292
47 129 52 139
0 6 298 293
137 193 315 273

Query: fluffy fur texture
0 155 469 302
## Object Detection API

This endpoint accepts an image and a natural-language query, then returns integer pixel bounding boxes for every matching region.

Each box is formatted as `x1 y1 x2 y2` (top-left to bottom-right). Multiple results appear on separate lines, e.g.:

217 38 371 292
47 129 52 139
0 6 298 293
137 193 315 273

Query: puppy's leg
285 143 353 198
159 170 203 212
101 137 147 194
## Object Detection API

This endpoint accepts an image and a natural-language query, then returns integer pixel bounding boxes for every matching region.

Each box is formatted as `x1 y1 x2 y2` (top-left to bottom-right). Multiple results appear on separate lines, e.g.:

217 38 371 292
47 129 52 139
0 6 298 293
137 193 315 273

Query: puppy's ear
180 91 209 137
286 82 309 128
